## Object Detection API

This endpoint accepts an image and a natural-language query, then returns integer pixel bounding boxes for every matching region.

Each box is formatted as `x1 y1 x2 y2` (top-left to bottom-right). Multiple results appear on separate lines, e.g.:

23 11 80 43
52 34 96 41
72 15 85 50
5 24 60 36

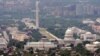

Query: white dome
65 28 73 34
72 27 76 29
86 32 92 34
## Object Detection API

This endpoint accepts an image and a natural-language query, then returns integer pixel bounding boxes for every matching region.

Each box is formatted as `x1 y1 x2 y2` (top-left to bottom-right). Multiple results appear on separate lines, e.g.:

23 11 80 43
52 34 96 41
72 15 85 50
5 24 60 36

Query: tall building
76 0 94 16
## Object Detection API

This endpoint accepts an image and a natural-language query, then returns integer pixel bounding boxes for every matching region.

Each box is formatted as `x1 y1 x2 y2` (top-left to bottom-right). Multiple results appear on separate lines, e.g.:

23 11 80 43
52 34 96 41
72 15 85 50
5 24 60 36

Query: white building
67 27 87 36
2 31 9 42
80 32 96 41
74 39 82 46
0 33 8 49
82 19 95 24
64 28 75 45
0 36 8 49
24 42 57 50
39 37 49 42
93 41 100 46
71 27 80 33
96 18 100 23
11 32 29 41
85 44 98 52
85 41 100 52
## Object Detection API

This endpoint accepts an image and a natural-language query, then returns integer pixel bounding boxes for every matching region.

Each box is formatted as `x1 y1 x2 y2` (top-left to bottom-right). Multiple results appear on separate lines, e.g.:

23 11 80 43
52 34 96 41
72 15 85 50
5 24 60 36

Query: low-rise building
82 19 95 25
0 33 8 49
92 25 100 33
85 43 99 52
93 41 100 46
85 41 100 52
39 36 49 42
96 18 100 23
11 32 29 41
80 32 96 41
0 37 8 49
24 42 57 50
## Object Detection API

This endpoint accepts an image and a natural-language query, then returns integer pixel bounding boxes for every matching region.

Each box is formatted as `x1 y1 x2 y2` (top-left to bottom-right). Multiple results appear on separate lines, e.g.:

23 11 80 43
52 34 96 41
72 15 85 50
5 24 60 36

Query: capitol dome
64 28 74 43
65 28 73 35
86 32 92 35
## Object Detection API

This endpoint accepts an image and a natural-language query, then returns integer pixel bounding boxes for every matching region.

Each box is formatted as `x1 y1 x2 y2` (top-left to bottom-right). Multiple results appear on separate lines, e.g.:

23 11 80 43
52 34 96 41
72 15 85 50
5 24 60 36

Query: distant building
82 19 95 25
74 39 82 46
0 34 8 49
7 27 19 34
66 27 87 36
11 32 29 41
96 18 100 23
85 44 98 52
64 28 75 46
92 25 100 33
24 42 57 50
93 41 100 46
71 27 80 33
85 41 100 52
21 18 32 23
76 3 94 16
80 32 96 41
7 26 29 41
21 18 36 29
2 31 9 42
39 36 49 42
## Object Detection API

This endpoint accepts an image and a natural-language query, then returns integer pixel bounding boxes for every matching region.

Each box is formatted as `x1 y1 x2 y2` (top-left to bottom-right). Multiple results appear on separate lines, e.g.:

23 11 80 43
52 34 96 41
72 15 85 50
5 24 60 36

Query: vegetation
40 17 92 39
27 29 42 40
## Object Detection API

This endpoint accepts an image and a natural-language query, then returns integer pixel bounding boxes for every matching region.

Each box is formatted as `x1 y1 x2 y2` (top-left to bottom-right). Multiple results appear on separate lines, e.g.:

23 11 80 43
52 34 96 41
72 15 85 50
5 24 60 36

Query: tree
95 48 100 54
83 41 91 46
75 43 91 56
15 41 24 49
96 39 100 42
73 33 80 39
0 50 4 55
28 47 34 54
60 49 71 56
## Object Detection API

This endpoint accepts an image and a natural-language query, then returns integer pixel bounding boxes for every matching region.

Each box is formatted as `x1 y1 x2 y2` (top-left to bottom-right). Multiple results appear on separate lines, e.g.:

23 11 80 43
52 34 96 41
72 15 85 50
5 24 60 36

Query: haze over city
0 0 99 56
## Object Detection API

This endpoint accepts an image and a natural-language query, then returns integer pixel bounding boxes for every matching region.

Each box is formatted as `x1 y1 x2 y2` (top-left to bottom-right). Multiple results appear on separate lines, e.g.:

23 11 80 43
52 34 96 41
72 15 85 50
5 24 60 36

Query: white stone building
74 39 82 46
24 42 57 50
82 19 95 24
96 18 100 23
80 32 96 41
0 40 7 49
0 36 8 49
64 28 75 46
85 44 98 52
85 41 100 52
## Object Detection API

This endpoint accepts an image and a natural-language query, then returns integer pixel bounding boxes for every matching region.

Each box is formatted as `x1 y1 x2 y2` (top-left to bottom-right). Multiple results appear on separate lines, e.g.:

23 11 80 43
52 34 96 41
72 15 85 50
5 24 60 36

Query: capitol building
64 28 75 45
